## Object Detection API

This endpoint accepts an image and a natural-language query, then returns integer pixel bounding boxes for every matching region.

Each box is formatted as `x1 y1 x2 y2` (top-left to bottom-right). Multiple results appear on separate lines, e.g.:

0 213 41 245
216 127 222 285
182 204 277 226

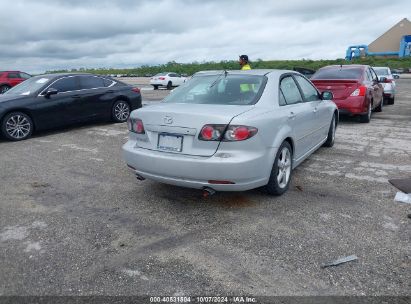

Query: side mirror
320 91 333 101
393 74 400 79
44 88 58 98
379 77 387 83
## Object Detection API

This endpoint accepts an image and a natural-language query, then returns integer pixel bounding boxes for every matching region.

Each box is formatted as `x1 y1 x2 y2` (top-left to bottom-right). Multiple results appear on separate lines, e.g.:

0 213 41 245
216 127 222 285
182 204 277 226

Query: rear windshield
163 74 267 105
311 68 363 80
374 68 390 76
154 73 167 76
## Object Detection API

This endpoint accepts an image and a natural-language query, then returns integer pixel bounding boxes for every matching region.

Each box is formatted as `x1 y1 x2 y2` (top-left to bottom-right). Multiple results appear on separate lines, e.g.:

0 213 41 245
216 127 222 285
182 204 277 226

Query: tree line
46 57 411 76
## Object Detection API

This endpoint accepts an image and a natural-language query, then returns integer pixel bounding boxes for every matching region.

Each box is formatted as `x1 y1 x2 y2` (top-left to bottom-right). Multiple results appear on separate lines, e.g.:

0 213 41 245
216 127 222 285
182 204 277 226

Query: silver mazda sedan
122 70 338 195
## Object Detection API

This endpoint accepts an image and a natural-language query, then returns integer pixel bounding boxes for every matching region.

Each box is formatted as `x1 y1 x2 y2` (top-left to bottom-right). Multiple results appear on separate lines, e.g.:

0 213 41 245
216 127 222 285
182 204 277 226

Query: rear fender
268 125 294 168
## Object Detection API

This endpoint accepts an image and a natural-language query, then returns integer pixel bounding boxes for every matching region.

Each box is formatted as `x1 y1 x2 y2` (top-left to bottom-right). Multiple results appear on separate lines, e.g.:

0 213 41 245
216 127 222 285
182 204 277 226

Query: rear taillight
132 87 140 93
224 126 258 141
127 118 145 134
350 86 367 97
199 125 258 141
199 124 226 141
384 78 392 83
135 119 145 134
159 77 166 80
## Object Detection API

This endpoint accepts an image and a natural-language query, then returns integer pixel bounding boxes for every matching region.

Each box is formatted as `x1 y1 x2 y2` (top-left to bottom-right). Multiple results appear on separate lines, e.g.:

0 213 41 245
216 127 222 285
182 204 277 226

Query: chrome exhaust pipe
135 173 146 181
202 187 216 198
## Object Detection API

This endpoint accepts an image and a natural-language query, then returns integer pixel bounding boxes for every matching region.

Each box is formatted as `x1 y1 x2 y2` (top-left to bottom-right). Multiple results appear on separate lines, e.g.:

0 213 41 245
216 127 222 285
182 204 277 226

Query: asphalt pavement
0 78 410 297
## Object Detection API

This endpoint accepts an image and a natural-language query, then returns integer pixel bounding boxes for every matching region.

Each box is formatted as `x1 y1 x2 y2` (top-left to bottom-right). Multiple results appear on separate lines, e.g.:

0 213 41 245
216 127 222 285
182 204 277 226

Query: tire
153 85 158 90
1 112 33 141
0 85 11 94
166 81 172 90
266 141 293 196
387 97 395 105
360 102 371 123
112 100 130 123
374 98 383 112
323 114 336 147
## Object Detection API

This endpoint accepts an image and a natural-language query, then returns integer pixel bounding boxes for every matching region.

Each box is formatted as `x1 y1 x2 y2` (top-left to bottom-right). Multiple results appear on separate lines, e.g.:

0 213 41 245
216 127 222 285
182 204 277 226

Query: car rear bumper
150 80 168 86
334 96 367 115
122 139 274 191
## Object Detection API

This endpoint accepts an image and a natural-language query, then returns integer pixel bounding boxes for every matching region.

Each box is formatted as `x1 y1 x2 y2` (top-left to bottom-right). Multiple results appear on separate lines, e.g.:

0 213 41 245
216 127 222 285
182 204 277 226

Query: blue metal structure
345 35 411 60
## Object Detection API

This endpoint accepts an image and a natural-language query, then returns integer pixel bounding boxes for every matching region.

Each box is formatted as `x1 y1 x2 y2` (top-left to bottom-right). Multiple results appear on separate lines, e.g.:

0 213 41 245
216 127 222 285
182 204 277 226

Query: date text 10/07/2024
150 296 257 303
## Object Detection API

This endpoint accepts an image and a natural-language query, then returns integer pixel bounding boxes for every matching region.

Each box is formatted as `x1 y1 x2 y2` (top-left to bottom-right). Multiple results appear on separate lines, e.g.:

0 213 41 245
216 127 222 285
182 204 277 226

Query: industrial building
346 18 411 60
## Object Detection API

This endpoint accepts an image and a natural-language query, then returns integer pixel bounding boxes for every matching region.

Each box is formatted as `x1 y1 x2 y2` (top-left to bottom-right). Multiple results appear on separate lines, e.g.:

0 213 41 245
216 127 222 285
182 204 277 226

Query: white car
373 67 396 105
150 72 187 90
123 70 338 196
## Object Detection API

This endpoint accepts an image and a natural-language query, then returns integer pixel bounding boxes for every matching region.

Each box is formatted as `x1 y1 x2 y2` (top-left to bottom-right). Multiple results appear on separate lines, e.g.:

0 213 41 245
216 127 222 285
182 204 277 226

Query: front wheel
112 100 130 123
266 141 293 196
387 96 395 105
153 85 158 90
323 114 336 147
1 112 33 141
166 81 172 90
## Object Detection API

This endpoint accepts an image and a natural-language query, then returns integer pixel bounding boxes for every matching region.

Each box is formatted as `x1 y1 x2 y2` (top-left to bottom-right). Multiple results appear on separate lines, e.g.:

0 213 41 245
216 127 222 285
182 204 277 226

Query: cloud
1 0 409 73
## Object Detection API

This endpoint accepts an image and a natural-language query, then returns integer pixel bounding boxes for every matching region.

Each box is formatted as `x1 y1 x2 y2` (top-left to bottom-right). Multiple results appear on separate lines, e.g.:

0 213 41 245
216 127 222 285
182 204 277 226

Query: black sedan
0 73 142 141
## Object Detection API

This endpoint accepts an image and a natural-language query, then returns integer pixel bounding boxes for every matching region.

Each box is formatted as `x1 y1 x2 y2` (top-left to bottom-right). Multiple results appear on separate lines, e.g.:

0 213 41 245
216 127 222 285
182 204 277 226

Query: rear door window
280 76 303 105
79 76 105 89
19 72 31 79
294 75 319 102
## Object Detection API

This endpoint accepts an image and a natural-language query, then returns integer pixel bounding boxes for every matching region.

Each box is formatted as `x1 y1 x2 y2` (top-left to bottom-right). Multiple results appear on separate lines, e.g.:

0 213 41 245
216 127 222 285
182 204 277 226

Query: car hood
0 94 29 104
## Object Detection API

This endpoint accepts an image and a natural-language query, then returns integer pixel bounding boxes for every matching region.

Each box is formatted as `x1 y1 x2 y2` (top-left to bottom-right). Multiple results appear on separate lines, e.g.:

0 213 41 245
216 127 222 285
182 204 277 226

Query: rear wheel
112 100 130 123
360 103 371 123
166 81 172 90
1 112 33 141
323 114 336 147
266 141 293 196
0 85 11 94
375 97 383 112
153 85 158 90
387 96 395 105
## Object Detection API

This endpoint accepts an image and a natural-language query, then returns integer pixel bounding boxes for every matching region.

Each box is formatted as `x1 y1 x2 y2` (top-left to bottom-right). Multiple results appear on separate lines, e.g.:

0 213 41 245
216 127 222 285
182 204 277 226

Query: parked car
123 70 338 195
0 71 32 94
0 73 142 141
311 65 384 123
373 66 396 105
293 67 316 79
150 72 187 90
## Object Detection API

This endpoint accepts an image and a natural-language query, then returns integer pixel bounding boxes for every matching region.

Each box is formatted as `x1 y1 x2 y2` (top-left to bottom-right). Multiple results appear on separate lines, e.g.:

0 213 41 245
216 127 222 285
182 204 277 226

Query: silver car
123 70 338 195
373 66 396 105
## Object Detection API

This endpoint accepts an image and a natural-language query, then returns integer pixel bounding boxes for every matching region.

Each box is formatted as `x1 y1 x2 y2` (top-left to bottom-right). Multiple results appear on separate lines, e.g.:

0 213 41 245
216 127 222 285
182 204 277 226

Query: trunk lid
311 79 359 100
131 103 254 156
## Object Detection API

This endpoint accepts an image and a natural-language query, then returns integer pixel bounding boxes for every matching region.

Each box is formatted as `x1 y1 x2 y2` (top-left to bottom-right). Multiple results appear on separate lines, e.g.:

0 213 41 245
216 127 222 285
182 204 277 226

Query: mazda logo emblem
164 116 173 124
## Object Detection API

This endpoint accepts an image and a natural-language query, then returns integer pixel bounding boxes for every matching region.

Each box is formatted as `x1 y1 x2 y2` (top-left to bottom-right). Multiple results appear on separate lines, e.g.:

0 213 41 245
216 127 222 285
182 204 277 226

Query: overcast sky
1 0 410 73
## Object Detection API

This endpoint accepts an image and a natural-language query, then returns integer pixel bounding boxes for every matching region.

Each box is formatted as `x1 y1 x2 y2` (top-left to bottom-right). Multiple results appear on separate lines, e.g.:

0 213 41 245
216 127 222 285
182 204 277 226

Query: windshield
311 68 363 80
4 76 51 95
163 74 266 105
374 68 390 76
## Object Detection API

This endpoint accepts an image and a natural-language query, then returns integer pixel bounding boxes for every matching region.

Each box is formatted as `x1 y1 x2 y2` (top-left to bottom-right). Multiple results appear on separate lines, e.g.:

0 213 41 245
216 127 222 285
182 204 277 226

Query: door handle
106 90 114 93
313 107 318 113
71 95 81 99
288 112 296 119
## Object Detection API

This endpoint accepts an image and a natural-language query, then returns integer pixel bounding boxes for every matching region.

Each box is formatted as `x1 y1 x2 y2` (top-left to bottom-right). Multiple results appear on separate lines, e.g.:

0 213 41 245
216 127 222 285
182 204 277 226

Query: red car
311 65 384 123
0 71 32 94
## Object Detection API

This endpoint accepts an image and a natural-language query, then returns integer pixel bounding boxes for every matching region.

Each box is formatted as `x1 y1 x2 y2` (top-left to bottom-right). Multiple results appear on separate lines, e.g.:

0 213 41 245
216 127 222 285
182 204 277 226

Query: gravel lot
0 78 410 297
